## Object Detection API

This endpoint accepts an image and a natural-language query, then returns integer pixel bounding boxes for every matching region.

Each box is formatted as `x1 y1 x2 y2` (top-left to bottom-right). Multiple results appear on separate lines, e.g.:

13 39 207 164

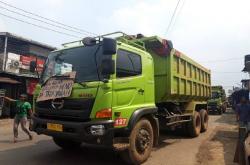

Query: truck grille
35 98 95 121
36 99 94 110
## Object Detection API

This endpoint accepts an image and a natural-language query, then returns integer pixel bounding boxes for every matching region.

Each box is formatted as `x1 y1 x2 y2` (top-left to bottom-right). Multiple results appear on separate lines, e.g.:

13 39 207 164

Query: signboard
36 72 76 102
5 52 20 74
20 55 45 72
26 79 39 95
5 54 46 74
36 79 74 102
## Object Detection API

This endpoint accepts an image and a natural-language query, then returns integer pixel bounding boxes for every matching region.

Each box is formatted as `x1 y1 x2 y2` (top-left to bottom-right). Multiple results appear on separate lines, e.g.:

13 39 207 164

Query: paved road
0 110 237 165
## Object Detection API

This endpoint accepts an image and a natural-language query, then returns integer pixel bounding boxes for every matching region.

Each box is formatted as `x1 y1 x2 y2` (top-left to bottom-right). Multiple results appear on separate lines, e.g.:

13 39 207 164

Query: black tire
120 118 153 165
200 109 208 132
53 137 82 150
187 112 201 137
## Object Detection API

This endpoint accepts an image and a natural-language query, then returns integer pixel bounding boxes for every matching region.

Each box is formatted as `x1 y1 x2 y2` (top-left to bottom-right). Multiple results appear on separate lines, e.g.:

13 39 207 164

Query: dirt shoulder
0 118 12 126
196 110 238 165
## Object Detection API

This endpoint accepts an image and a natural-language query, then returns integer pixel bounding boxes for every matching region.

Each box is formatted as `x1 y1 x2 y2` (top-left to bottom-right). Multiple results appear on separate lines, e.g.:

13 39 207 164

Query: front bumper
30 116 114 146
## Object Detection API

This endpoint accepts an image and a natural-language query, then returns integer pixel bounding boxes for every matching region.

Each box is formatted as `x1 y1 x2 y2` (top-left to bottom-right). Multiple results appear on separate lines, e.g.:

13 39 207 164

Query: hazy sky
0 0 249 92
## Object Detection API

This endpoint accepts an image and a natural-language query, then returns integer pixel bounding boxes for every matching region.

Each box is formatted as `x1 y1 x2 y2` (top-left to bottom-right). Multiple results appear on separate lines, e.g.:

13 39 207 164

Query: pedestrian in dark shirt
2 94 33 143
235 96 250 127
234 96 250 163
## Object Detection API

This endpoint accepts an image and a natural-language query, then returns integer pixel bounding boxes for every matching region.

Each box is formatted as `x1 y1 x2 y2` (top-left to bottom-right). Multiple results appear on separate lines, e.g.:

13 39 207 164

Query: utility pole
2 36 8 71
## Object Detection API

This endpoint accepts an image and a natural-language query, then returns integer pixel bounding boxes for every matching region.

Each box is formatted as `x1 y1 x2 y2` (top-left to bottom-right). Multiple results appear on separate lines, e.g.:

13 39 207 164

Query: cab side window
116 49 142 78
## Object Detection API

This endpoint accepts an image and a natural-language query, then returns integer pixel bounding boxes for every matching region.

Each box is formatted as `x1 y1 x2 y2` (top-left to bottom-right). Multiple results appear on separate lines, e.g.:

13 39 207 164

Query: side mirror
101 59 115 76
30 61 36 73
102 38 116 55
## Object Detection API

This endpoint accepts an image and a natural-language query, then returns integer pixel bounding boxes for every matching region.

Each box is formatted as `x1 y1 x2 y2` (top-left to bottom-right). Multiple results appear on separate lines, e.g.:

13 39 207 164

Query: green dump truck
208 86 226 114
30 32 211 164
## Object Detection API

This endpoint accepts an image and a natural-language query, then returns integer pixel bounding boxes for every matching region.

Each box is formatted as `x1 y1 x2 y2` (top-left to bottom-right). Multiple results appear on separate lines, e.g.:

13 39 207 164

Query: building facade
0 32 55 117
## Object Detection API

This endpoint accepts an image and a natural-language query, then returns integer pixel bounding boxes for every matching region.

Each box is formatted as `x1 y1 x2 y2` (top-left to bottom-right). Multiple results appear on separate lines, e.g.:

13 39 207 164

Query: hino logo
51 99 64 110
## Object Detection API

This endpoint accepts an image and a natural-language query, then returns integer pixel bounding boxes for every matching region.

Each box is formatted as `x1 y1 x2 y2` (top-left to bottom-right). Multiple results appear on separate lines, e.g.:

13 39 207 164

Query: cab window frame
116 49 142 78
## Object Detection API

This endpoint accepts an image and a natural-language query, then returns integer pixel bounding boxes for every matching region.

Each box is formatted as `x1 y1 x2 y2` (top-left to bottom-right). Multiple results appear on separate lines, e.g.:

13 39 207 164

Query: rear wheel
187 112 201 137
200 109 208 132
120 118 153 165
53 137 82 150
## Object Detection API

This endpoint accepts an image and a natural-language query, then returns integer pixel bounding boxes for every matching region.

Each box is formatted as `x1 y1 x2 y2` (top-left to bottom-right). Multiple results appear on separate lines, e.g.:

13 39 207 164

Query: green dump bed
137 36 211 103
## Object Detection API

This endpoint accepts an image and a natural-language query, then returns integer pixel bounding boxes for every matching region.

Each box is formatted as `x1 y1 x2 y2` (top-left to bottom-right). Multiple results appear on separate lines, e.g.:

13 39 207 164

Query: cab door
112 48 145 127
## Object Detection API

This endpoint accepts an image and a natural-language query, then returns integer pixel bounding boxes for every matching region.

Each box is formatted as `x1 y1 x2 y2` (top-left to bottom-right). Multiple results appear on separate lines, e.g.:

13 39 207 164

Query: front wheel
53 137 82 150
120 118 153 164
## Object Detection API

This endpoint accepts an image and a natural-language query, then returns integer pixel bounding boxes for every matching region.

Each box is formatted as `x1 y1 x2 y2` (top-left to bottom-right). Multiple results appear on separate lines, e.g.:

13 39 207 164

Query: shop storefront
0 32 56 117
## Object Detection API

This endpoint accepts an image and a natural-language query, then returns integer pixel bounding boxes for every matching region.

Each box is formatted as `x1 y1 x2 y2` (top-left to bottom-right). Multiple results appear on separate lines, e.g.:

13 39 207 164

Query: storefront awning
0 77 21 84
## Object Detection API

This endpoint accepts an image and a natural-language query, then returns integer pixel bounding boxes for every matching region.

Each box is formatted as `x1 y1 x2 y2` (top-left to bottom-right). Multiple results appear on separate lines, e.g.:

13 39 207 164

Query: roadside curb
0 118 12 126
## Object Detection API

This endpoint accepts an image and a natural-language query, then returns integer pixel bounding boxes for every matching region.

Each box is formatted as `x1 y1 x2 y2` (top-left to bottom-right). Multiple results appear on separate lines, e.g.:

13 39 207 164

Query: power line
0 5 86 35
169 0 186 33
0 12 79 38
166 0 182 35
0 0 97 36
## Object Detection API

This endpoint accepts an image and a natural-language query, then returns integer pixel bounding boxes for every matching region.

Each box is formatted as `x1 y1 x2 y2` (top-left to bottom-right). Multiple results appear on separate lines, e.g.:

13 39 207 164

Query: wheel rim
135 128 151 154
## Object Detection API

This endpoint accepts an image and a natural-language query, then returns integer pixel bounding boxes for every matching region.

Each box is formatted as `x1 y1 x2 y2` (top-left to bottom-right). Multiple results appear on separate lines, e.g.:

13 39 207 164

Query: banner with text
36 79 74 102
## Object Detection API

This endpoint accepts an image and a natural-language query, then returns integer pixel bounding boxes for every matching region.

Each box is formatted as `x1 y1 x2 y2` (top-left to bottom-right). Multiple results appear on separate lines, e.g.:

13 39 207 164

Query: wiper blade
75 79 87 88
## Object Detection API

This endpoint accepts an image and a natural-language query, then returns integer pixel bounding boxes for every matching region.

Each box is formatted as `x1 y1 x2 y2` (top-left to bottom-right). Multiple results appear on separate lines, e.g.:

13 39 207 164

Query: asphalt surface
0 109 237 165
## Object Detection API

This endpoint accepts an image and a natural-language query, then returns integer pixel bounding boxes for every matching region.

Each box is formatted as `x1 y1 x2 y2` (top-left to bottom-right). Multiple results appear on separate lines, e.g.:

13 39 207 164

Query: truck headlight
90 125 105 136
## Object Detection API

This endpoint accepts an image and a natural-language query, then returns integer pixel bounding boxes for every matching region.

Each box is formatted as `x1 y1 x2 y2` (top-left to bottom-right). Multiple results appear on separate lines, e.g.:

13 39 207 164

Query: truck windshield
40 45 102 84
211 92 219 99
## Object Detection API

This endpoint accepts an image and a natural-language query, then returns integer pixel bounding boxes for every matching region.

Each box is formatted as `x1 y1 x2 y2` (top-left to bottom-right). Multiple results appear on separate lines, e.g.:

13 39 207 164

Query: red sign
20 56 35 65
36 59 45 72
114 118 127 127
27 79 39 95
20 55 45 72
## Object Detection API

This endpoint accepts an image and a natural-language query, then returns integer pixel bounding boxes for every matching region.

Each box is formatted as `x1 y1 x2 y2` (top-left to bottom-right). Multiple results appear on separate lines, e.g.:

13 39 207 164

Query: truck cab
30 32 210 164
208 86 226 114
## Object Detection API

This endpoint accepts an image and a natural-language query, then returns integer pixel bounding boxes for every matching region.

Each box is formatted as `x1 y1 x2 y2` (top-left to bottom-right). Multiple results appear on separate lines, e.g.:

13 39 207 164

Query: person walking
234 96 250 164
235 96 250 126
3 94 33 143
